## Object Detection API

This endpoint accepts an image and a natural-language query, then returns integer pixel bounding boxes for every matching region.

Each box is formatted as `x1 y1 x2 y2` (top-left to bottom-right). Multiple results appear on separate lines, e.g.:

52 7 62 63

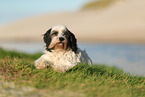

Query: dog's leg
35 56 51 69
77 48 93 65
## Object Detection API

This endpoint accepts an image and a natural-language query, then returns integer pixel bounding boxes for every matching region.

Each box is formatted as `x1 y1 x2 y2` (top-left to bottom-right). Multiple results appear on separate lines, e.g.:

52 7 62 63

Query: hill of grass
82 0 119 10
0 48 145 97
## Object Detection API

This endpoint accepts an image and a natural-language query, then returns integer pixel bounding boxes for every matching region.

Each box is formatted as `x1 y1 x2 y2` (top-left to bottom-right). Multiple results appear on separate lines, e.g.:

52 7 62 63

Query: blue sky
0 0 89 26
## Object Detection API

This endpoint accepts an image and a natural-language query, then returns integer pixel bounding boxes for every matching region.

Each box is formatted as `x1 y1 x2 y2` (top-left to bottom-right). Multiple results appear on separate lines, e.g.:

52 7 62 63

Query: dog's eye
52 31 58 36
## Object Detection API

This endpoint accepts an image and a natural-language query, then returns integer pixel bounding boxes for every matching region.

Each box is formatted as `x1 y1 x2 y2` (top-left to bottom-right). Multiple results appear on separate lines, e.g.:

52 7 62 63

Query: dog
35 25 92 72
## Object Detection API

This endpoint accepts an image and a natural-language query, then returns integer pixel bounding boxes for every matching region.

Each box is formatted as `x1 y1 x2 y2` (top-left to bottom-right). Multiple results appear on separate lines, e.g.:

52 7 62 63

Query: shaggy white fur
35 48 92 72
35 25 92 72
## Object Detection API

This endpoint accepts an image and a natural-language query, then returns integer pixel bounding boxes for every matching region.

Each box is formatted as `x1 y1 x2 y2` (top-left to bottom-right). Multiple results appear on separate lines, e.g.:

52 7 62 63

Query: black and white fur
35 25 92 72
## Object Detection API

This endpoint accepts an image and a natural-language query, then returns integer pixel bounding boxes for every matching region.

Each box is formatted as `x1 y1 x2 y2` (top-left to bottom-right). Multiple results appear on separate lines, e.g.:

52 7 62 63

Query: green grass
0 48 145 97
82 0 120 10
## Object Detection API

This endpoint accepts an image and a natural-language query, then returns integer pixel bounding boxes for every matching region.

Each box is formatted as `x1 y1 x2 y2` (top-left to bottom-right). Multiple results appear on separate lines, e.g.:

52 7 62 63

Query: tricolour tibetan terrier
35 25 92 72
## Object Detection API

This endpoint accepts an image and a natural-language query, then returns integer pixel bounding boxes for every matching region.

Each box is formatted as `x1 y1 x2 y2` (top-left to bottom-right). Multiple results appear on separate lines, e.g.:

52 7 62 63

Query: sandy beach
0 0 145 43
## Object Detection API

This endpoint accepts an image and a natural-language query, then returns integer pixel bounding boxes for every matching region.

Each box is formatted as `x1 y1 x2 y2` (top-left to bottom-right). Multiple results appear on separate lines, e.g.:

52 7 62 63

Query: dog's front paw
35 63 46 69
34 59 47 69
35 65 46 69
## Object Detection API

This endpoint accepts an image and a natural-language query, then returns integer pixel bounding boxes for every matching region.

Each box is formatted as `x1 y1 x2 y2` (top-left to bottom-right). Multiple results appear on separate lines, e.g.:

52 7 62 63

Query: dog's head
43 25 77 53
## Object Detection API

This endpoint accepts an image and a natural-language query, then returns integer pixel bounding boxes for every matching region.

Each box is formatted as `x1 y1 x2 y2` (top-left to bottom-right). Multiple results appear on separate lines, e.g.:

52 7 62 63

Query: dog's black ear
67 28 78 53
43 28 52 51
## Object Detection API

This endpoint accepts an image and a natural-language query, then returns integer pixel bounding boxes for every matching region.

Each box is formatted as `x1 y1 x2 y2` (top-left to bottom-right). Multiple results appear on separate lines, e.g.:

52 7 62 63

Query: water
0 0 89 26
80 43 145 76
0 42 145 76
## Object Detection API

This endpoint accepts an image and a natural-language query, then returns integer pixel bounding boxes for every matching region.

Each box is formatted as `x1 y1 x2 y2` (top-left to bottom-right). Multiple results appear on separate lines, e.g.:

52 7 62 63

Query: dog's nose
59 37 65 41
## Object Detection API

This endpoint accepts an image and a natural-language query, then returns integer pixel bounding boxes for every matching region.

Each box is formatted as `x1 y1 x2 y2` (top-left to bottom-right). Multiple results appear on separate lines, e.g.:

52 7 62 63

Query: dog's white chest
35 48 92 72
42 50 81 71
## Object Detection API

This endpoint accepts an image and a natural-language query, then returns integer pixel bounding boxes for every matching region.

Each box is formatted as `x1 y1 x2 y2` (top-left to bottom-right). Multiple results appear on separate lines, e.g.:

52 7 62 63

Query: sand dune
0 0 145 43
